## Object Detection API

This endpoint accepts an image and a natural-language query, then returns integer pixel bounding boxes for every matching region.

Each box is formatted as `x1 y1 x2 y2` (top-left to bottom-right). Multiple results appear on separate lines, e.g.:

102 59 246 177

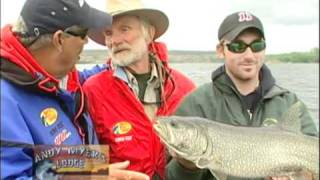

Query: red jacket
83 45 195 179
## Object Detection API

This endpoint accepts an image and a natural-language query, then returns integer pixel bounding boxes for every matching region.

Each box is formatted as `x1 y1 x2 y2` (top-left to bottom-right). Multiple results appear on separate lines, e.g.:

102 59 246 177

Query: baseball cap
20 0 112 37
218 11 265 41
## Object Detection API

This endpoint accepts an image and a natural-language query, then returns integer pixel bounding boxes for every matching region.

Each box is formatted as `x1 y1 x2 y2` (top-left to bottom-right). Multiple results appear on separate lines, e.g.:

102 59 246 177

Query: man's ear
146 26 155 43
216 43 225 59
52 30 64 52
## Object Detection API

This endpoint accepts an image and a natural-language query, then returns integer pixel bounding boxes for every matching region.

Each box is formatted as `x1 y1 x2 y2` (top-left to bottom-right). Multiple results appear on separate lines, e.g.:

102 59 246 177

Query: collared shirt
113 62 161 120
59 76 68 90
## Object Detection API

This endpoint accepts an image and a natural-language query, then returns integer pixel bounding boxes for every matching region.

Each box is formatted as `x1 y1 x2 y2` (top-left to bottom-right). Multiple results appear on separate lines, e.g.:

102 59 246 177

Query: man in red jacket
84 1 196 179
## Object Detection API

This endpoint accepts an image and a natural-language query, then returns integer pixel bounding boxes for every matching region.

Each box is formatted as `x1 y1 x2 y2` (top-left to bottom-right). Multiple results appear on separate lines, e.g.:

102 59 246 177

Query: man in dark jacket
0 0 149 179
166 11 318 180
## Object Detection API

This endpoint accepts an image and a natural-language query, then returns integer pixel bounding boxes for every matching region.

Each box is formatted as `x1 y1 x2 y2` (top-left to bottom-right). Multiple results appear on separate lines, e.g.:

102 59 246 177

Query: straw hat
89 0 169 45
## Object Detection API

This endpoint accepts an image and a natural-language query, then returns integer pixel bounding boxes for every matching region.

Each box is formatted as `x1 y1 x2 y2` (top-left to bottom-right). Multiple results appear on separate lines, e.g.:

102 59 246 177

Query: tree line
79 48 319 64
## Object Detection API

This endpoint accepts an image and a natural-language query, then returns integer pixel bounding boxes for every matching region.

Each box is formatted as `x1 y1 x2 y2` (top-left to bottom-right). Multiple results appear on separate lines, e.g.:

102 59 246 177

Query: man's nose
243 47 255 59
83 36 89 44
110 34 124 47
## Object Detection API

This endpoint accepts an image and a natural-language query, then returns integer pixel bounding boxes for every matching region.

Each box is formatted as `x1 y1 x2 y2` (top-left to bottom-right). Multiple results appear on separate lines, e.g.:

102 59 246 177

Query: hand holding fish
154 102 319 179
107 161 150 180
57 161 149 180
267 169 314 180
170 151 199 171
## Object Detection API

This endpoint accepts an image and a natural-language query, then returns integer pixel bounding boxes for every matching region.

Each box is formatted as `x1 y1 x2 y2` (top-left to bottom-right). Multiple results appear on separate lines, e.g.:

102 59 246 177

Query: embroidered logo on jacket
40 108 58 127
54 129 72 145
262 118 278 127
112 121 132 135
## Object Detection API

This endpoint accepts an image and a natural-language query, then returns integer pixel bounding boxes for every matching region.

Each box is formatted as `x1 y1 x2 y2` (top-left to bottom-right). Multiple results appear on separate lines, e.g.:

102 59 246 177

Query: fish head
154 116 209 159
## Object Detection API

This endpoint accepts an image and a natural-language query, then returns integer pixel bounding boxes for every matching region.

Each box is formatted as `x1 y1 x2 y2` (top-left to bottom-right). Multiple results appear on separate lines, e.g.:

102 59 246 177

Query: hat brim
224 24 265 41
89 8 169 46
83 6 112 30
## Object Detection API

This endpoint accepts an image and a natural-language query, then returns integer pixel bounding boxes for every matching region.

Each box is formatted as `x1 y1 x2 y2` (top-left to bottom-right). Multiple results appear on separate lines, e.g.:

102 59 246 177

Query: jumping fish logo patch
40 108 58 127
112 121 132 135
262 118 278 127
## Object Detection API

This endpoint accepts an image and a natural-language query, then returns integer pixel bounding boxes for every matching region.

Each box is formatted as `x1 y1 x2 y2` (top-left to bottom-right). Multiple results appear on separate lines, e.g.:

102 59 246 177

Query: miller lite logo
238 11 253 22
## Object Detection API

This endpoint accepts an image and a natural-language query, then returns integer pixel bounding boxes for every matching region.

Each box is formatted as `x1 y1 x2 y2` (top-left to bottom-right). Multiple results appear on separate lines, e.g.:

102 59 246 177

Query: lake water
77 63 319 128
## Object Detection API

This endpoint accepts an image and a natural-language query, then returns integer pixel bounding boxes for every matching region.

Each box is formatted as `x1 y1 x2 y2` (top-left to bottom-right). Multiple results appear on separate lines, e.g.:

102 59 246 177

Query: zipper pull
247 109 253 120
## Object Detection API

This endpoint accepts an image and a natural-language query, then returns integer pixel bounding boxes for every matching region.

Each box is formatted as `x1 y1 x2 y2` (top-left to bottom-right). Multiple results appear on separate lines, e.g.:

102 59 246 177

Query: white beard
110 36 148 67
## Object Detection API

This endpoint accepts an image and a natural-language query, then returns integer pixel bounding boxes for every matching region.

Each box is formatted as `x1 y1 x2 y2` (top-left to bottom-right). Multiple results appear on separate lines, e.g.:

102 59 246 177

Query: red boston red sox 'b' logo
238 12 253 22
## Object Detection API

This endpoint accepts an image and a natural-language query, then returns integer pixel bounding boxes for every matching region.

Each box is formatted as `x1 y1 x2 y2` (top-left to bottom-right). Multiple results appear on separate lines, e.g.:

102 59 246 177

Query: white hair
12 16 53 50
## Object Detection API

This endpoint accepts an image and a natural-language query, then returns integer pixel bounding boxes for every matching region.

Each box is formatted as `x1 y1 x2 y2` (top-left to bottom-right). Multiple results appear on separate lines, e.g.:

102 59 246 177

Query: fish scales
154 102 319 179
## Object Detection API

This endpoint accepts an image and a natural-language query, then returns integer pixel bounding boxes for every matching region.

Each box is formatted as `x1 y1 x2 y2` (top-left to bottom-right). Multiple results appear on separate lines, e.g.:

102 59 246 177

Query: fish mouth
153 123 174 145
153 124 167 140
153 123 192 159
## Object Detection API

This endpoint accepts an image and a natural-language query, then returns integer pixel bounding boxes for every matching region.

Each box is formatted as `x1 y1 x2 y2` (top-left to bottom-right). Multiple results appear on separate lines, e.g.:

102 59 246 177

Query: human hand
170 151 199 171
266 169 314 180
108 161 150 180
58 161 149 180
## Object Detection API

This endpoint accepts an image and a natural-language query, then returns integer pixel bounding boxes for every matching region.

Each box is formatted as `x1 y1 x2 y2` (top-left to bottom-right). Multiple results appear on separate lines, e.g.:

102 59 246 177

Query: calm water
77 63 319 128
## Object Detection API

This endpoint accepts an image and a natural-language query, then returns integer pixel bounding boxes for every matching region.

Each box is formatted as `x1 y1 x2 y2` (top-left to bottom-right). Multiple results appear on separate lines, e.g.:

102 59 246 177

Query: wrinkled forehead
112 15 142 26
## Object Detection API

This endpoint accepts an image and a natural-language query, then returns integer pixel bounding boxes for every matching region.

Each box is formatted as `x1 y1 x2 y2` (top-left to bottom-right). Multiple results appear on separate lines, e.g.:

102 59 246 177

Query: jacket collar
211 64 276 97
0 25 80 94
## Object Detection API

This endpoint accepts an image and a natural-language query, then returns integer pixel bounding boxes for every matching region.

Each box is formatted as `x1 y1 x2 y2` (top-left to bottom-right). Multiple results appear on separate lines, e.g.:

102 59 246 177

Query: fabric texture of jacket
0 25 105 179
166 64 318 180
83 50 196 180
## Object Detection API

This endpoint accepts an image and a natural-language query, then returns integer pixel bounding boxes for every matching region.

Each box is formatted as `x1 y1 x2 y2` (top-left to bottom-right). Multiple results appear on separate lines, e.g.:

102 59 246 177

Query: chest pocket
108 120 150 169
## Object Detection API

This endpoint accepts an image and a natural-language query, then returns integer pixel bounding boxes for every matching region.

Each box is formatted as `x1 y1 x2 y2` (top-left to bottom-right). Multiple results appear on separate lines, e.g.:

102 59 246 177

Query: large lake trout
154 102 319 179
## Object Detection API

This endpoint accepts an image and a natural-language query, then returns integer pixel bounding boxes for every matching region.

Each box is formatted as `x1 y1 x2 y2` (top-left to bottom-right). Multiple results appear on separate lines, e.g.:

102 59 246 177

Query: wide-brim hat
89 0 169 45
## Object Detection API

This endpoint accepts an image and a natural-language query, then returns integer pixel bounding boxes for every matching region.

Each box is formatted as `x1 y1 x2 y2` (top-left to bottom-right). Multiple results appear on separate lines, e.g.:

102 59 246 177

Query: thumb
109 160 130 170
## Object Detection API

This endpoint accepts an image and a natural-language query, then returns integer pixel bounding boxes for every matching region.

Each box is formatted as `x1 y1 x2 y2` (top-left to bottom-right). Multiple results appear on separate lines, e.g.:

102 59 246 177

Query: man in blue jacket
0 0 149 179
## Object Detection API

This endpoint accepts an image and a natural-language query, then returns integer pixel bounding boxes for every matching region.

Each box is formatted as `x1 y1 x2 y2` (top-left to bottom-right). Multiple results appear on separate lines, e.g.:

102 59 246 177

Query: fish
154 102 319 179
34 160 59 180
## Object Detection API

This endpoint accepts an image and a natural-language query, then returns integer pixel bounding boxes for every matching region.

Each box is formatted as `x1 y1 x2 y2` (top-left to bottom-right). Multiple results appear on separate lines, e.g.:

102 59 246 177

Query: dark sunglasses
225 39 266 53
64 26 89 39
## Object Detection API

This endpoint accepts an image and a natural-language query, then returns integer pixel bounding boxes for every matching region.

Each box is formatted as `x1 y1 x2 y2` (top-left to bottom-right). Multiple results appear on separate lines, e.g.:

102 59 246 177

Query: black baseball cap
218 11 265 41
20 0 112 37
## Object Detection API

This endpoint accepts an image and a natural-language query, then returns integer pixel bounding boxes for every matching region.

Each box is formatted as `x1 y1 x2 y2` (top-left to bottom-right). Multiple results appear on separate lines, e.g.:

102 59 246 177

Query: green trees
267 48 319 63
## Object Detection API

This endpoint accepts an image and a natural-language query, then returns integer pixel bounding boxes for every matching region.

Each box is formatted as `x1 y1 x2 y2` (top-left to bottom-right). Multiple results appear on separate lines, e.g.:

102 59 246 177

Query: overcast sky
1 0 319 54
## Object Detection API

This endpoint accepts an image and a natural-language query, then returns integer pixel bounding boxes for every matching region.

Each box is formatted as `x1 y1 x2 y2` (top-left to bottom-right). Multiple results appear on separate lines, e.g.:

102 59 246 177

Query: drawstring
149 42 177 114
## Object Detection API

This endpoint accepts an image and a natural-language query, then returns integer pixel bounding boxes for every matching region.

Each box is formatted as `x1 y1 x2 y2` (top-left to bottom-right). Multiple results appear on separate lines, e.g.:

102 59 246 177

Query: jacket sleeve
78 64 109 84
286 92 318 137
1 93 34 179
174 88 207 117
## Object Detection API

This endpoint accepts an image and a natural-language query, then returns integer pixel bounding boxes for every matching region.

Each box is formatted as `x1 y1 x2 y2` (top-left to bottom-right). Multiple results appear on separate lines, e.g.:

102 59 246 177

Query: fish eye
170 121 177 128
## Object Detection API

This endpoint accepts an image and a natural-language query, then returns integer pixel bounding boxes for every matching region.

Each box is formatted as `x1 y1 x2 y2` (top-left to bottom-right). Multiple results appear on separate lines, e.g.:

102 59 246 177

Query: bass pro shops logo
112 121 132 135
40 108 58 127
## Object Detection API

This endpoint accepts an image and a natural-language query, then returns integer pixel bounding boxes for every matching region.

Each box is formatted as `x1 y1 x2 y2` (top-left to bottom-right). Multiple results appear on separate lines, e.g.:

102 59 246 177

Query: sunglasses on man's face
225 39 266 53
64 26 89 39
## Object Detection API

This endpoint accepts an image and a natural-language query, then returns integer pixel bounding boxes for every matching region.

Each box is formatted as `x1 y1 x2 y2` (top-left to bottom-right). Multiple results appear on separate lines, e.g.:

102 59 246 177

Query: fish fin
209 169 227 180
263 101 302 133
197 156 224 169
278 101 303 133
196 157 210 168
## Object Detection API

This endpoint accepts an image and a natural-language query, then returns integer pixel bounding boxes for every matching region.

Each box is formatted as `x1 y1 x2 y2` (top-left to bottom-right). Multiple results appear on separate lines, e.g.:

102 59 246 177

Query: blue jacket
0 25 107 179
0 64 107 179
